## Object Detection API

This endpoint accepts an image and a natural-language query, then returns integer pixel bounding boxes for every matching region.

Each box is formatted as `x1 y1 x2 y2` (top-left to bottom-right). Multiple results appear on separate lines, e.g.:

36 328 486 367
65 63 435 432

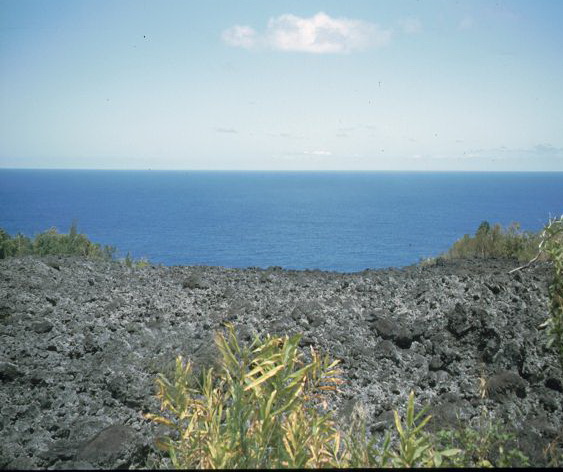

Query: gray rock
373 317 396 339
429 355 443 371
375 340 400 364
182 274 209 290
55 460 95 470
0 256 559 468
486 371 528 400
32 319 54 333
373 318 415 348
447 303 480 338
76 424 145 469
38 439 76 464
5 455 37 470
372 409 394 432
0 361 22 381
545 375 563 392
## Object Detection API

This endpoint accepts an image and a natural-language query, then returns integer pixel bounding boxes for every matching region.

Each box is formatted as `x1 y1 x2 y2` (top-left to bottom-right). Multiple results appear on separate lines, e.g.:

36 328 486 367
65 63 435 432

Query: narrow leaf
244 364 285 391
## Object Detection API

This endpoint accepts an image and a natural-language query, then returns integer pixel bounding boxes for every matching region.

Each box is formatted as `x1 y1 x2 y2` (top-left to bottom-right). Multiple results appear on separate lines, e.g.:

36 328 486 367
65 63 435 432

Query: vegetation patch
538 216 563 367
147 324 531 468
0 223 115 261
442 221 541 261
0 223 150 267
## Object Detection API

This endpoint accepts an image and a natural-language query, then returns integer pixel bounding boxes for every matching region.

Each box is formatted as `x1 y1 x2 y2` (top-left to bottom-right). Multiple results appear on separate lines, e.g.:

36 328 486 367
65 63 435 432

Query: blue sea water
0 170 561 272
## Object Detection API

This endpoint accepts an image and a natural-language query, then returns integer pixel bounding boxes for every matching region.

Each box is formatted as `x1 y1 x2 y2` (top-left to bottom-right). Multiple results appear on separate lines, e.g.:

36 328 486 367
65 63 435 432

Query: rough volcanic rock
74 424 146 469
0 255 561 468
486 370 528 400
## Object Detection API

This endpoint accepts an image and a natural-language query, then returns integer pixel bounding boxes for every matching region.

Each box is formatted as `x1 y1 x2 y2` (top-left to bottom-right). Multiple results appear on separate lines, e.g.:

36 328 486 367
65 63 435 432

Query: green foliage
431 408 529 467
444 221 541 261
538 215 563 367
379 391 461 468
135 257 150 268
146 324 346 469
0 229 32 258
0 223 116 261
147 326 529 469
123 251 150 269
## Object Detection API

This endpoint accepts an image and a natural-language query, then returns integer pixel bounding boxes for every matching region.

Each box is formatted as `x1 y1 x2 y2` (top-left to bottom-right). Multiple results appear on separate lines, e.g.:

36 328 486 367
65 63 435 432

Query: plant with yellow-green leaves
146 324 533 469
540 215 563 367
383 391 461 468
123 251 150 269
145 324 346 469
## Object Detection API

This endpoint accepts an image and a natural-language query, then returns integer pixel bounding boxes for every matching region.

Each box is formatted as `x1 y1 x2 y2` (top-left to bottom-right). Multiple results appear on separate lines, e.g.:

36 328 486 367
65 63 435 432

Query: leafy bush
0 223 115 261
145 324 346 469
430 408 529 467
0 228 32 258
146 325 531 469
538 215 563 367
444 221 541 261
383 391 461 468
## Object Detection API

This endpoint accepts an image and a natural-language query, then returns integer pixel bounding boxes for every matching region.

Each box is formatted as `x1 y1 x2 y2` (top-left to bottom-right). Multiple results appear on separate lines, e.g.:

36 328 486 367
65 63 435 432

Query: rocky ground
1 255 561 469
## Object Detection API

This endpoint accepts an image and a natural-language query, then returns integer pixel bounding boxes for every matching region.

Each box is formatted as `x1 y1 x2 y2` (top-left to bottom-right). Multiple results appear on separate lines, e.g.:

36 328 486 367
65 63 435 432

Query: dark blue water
0 170 561 272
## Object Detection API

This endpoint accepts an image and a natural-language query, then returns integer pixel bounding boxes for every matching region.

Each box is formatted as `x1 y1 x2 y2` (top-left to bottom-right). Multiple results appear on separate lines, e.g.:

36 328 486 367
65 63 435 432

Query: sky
1 0 562 171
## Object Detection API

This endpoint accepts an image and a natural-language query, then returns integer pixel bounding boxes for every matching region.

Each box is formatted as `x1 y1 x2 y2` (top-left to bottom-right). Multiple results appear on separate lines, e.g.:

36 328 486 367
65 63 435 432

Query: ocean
0 169 561 272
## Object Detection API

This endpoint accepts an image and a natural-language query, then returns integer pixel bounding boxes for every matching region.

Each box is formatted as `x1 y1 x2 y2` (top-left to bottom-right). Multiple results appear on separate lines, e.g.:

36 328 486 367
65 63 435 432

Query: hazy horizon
2 168 563 173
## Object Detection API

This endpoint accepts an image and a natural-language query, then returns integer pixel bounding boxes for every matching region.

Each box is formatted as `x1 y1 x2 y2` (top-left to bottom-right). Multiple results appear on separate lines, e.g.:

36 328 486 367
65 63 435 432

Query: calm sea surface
0 170 561 272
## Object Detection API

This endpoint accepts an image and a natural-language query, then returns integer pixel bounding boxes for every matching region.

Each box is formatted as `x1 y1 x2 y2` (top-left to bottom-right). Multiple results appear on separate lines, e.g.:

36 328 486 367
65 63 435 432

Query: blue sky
1 0 562 170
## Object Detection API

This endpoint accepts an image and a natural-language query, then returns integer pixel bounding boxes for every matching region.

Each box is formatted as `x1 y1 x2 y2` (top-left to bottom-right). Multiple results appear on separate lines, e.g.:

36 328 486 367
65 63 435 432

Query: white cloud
222 12 391 54
399 18 422 34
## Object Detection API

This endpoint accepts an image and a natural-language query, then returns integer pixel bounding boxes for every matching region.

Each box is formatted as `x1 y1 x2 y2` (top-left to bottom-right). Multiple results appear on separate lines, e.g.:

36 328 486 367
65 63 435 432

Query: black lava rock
0 255 559 468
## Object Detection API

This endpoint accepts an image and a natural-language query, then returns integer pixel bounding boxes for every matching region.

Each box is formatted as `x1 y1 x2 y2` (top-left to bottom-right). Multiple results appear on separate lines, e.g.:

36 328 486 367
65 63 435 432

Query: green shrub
1 223 150 267
146 325 533 469
444 221 541 261
123 252 150 269
430 408 529 467
538 215 563 367
0 229 33 258
383 391 461 468
0 223 116 261
145 324 346 469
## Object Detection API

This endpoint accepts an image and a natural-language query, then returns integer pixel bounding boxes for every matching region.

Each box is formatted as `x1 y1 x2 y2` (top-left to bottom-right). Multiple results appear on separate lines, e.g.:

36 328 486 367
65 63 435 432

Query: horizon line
1 167 562 173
